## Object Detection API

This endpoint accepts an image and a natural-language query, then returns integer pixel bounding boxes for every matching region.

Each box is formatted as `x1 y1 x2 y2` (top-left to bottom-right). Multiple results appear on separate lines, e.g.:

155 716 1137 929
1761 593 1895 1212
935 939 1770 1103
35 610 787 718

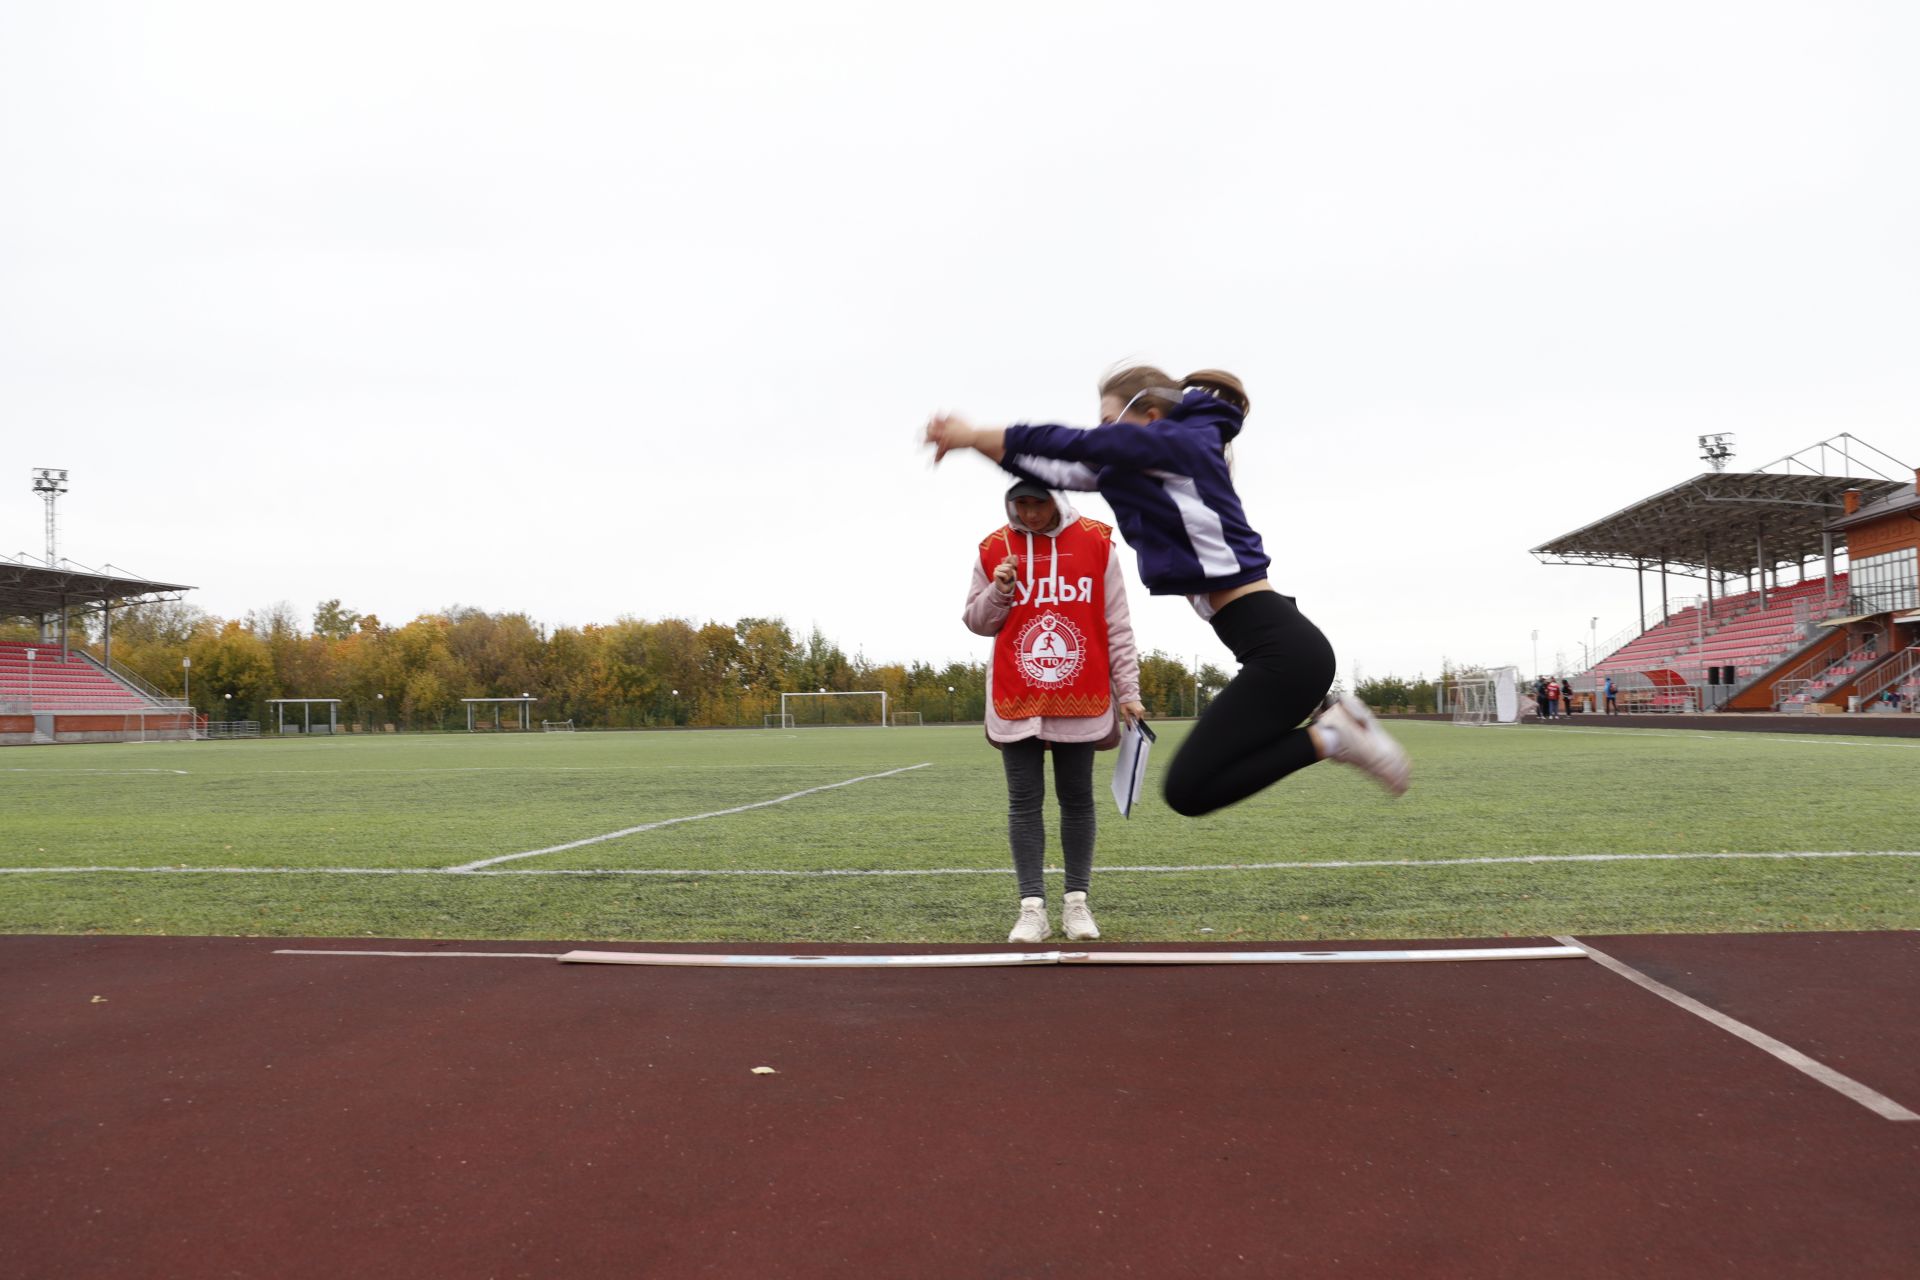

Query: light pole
1590 616 1598 667
375 692 384 732
31 469 68 642
947 685 955 723
182 656 191 706
24 647 34 709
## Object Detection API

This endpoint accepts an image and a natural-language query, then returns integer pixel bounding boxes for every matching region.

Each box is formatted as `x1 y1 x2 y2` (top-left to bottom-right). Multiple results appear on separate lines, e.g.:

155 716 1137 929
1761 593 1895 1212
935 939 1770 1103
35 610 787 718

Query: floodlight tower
1697 434 1735 472
30 468 68 642
31 468 68 567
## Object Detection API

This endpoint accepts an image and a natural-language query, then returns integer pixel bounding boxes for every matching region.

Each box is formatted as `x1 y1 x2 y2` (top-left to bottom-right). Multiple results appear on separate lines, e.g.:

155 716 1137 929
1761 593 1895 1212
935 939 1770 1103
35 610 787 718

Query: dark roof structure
0 554 195 620
1532 435 1914 580
1827 480 1920 533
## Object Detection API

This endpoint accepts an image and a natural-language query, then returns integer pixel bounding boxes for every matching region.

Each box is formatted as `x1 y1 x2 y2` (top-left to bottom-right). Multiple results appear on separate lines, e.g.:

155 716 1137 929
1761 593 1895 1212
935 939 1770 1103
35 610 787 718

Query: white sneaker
1318 695 1411 796
1061 891 1100 941
1008 897 1050 944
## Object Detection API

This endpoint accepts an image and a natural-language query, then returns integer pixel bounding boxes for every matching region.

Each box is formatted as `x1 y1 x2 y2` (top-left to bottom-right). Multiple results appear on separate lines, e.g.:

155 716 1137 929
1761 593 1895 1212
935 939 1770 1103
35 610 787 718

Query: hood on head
1170 388 1246 444
1004 481 1077 537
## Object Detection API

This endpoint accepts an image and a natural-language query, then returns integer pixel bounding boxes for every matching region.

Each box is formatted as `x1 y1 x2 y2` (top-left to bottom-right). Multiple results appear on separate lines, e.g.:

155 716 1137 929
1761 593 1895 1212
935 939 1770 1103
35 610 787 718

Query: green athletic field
2 721 1916 941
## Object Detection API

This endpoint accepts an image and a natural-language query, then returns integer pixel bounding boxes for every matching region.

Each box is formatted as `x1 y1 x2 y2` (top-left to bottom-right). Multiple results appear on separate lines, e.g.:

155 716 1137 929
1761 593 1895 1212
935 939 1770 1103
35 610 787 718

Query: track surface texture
4 932 1916 1278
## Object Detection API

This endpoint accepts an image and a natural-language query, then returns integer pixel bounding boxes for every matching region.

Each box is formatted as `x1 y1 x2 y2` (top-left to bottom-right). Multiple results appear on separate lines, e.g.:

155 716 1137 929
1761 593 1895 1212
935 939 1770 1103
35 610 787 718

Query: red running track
3 932 1916 1278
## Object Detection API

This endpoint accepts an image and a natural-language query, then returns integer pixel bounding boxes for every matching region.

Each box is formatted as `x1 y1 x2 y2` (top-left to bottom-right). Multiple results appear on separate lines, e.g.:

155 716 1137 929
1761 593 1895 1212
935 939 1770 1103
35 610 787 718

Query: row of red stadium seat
0 645 158 708
1590 574 1850 684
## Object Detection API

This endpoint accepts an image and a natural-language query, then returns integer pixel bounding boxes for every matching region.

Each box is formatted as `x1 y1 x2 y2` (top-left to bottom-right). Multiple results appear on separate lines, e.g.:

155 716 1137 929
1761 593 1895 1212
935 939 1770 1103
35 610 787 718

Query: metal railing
73 647 191 712
203 720 261 739
1769 637 1851 709
1853 646 1920 708
1774 679 1814 712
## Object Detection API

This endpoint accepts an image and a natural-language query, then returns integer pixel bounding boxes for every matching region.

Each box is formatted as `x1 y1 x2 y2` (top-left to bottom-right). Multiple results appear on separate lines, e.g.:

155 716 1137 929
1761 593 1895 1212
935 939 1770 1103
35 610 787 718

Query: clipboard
1110 719 1156 818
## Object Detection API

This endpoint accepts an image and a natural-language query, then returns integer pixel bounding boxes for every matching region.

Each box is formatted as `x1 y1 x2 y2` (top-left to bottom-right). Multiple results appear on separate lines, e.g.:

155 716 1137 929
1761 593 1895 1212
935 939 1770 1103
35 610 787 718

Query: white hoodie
961 491 1142 748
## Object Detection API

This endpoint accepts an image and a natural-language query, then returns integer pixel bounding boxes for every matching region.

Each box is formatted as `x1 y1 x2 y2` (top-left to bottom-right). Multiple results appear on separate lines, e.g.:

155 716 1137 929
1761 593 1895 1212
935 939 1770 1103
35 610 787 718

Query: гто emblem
1014 613 1085 686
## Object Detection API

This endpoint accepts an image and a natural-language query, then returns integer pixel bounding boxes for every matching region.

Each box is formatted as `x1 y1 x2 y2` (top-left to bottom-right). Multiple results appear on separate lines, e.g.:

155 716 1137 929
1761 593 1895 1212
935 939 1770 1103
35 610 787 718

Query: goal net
888 711 922 727
541 719 575 732
763 713 795 729
780 690 890 728
1448 666 1520 726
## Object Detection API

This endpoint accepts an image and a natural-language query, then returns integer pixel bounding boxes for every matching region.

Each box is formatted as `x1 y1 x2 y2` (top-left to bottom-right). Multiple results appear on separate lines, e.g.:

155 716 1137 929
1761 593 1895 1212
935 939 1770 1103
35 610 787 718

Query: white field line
226 764 824 775
3 768 190 775
444 762 935 872
5 849 1918 878
1556 935 1920 1122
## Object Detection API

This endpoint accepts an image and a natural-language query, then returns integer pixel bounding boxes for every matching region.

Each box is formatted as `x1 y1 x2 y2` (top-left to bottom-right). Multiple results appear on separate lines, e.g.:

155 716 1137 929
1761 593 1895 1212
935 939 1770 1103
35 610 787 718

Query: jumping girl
926 365 1409 816
964 479 1145 943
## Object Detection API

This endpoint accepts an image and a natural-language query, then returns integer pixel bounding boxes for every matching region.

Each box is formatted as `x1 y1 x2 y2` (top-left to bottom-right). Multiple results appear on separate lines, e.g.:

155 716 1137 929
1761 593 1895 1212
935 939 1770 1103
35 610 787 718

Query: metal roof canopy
0 553 194 619
1531 435 1911 579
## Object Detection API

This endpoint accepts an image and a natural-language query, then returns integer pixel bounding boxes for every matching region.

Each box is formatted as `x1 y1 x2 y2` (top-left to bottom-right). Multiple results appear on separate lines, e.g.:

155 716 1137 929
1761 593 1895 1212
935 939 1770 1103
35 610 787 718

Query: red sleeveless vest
979 518 1114 719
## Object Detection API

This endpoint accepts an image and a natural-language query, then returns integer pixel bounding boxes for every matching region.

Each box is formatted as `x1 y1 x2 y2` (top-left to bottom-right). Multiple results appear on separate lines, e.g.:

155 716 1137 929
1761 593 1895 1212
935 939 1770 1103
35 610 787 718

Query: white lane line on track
1555 935 1920 1123
274 949 561 959
272 946 1587 967
6 849 1917 877
444 762 936 872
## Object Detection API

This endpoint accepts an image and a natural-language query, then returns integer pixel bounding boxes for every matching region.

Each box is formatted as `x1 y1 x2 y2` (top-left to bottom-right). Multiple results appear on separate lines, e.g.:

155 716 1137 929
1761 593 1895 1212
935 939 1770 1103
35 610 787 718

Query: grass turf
3 721 1916 941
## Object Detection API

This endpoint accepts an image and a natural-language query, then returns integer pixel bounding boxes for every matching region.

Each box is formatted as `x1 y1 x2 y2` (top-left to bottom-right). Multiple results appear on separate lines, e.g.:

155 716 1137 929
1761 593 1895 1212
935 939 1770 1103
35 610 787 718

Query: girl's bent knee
1162 773 1208 818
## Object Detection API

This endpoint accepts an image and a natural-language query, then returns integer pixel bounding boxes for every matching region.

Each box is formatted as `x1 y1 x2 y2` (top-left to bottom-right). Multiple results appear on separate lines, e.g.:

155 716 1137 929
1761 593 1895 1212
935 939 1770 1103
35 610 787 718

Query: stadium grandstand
1534 434 1920 716
0 552 198 745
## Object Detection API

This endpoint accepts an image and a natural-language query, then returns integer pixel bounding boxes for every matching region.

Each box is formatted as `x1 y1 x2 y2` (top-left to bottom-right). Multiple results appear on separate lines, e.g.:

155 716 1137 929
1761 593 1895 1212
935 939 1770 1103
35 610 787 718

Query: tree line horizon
4 599 1436 727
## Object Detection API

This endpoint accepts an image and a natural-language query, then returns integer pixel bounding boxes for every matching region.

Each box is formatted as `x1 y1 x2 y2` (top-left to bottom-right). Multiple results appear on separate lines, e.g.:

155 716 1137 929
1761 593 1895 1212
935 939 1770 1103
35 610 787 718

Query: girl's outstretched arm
924 414 1005 463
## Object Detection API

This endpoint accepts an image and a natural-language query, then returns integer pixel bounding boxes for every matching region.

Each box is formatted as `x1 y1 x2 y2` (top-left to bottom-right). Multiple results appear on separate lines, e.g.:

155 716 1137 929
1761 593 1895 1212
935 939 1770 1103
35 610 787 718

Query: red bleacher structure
1589 576 1847 709
2 555 199 746
0 642 194 744
1534 439 1920 715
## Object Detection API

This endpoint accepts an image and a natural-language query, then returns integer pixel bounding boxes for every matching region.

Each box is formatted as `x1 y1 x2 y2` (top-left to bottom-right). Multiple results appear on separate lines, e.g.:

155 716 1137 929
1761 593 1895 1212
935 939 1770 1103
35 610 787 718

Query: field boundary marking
6 849 1917 878
1517 725 1920 749
1556 934 1920 1122
4 768 191 775
444 762 935 872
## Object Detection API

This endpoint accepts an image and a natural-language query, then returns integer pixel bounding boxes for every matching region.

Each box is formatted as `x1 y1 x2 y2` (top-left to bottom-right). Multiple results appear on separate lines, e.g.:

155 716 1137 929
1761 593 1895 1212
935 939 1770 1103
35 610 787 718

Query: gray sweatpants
1000 737 1096 900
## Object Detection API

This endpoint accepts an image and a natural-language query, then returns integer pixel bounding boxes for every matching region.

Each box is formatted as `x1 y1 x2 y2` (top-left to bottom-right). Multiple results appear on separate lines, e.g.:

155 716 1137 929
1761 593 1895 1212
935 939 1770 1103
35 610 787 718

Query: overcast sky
3 1 1915 681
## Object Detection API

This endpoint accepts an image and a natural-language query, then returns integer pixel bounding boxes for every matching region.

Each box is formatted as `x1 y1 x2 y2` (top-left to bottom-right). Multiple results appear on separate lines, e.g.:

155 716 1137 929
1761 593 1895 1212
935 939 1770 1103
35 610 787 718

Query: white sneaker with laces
1061 891 1100 941
1318 695 1411 796
1008 896 1050 944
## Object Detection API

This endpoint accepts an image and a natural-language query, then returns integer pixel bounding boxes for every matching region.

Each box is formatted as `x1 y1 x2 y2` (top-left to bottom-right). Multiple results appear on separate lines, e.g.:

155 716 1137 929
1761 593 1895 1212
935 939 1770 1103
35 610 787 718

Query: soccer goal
889 711 922 727
541 719 575 733
763 713 796 729
780 690 890 728
1448 666 1520 726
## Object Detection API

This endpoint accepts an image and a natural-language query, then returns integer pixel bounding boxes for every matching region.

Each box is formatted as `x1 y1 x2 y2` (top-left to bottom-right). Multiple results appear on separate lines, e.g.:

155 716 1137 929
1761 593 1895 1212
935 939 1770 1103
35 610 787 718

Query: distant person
964 480 1145 944
1563 678 1578 716
1546 677 1561 719
1534 675 1550 720
1604 675 1618 714
927 364 1410 825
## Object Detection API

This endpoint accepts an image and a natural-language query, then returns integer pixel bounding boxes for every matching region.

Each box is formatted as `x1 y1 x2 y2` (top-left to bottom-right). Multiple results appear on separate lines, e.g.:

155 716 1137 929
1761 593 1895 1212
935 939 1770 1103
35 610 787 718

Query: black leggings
1162 592 1336 817
1000 738 1096 899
